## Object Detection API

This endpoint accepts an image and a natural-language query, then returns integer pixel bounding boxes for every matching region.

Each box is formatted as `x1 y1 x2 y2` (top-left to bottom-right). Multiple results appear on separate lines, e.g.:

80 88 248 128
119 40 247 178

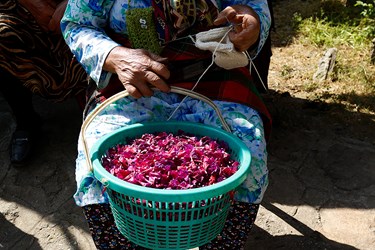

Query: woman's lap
74 91 268 206
77 91 267 249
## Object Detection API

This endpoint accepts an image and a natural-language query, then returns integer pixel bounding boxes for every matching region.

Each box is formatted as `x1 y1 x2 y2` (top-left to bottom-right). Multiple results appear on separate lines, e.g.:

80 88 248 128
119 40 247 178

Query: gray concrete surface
0 92 374 250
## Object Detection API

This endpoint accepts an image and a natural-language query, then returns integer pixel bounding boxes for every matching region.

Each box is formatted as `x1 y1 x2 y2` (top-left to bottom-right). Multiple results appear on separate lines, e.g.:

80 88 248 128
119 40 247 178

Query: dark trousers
0 68 36 130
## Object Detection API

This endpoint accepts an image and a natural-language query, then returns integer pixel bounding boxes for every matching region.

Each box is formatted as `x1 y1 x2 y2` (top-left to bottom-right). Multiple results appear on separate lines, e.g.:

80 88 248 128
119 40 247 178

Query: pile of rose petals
101 131 239 189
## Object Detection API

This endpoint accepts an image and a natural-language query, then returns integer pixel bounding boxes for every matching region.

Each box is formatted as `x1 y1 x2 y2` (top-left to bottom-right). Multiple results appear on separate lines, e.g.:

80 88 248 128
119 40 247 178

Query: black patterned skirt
83 202 259 250
0 0 87 102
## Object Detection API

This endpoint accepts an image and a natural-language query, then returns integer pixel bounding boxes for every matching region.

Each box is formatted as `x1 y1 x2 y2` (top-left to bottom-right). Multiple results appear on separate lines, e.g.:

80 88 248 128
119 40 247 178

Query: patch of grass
287 0 375 109
303 81 320 92
280 65 294 79
298 18 366 48
295 4 372 49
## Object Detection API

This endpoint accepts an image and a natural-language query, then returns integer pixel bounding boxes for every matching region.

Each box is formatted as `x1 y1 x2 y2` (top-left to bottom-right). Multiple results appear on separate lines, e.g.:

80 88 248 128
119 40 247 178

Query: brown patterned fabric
153 0 219 43
0 0 87 102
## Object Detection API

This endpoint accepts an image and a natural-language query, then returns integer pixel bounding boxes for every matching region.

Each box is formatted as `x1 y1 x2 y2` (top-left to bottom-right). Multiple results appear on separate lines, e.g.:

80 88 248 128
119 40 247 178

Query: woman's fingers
148 59 170 82
123 83 143 99
214 5 260 52
228 14 260 51
144 67 170 92
106 47 171 98
214 6 238 25
120 66 168 98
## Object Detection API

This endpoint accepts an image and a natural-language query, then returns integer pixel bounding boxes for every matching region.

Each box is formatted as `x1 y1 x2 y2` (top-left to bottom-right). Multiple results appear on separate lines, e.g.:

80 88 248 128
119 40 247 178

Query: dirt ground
0 1 374 250
245 1 375 249
265 0 375 144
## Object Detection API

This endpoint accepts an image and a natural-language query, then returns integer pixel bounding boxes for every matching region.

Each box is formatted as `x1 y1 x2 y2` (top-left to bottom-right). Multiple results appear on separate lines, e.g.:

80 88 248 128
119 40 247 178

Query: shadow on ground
245 89 375 249
0 96 95 249
247 202 358 250
264 88 375 207
0 213 42 249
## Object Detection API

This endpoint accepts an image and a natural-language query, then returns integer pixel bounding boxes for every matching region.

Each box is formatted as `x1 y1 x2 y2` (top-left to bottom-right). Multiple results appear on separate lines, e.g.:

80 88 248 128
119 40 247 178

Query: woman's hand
214 5 260 52
104 47 171 98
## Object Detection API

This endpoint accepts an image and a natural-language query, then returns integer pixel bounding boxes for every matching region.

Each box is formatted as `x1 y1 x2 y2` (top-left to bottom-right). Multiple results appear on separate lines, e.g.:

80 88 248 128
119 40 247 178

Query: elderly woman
62 0 272 249
0 0 87 165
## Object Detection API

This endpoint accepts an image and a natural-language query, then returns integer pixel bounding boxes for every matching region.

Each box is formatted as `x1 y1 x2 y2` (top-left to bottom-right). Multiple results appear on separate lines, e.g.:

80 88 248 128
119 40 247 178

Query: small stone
313 48 337 82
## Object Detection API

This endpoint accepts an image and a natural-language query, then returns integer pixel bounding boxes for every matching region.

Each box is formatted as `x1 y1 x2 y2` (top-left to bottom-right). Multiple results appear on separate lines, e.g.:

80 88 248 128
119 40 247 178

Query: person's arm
216 0 271 58
60 0 120 89
18 0 68 35
18 0 57 31
48 0 68 34
61 0 170 98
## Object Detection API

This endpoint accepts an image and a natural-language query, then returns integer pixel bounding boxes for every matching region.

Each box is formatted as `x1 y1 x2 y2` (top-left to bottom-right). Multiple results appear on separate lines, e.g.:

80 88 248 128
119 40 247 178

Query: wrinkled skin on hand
104 47 171 98
214 5 260 52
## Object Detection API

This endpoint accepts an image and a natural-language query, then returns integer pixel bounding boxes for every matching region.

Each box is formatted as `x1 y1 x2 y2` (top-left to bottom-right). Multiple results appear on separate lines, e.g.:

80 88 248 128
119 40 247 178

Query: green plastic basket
81 87 252 249
90 121 251 250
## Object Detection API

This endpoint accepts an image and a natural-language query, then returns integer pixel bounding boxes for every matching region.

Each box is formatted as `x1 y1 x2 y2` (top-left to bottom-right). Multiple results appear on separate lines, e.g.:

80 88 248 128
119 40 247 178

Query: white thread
188 34 195 43
245 50 268 93
167 26 269 119
167 27 232 120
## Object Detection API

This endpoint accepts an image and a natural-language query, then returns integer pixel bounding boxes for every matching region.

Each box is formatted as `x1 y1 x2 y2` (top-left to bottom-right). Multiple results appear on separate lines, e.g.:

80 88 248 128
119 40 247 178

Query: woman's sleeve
61 0 119 88
221 0 271 58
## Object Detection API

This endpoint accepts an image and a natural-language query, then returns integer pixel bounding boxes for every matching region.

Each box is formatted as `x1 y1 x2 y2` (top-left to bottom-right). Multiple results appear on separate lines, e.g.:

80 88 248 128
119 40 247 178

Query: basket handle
81 86 231 172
